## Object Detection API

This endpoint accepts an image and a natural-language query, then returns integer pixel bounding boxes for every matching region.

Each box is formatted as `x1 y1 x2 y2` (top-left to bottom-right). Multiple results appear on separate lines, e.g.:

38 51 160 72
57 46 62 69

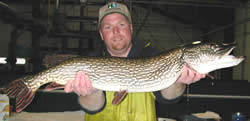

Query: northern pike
4 42 244 112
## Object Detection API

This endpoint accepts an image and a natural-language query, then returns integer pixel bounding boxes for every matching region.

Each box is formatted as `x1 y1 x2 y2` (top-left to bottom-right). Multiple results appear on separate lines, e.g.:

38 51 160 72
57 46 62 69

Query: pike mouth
217 44 245 69
217 43 236 57
194 43 245 74
218 43 245 60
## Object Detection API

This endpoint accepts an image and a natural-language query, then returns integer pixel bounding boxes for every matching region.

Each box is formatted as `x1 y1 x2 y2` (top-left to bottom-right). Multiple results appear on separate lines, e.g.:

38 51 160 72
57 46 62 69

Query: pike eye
210 45 216 49
210 44 218 49
210 44 221 52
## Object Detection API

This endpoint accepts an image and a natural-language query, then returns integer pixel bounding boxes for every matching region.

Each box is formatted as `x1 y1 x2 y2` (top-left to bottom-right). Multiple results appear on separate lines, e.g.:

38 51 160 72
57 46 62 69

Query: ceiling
0 0 248 36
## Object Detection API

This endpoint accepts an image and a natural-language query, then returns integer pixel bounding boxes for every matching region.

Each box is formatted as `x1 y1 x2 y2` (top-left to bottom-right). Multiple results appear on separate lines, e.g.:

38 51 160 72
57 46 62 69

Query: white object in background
158 117 176 121
0 94 9 121
9 111 85 121
0 57 26 64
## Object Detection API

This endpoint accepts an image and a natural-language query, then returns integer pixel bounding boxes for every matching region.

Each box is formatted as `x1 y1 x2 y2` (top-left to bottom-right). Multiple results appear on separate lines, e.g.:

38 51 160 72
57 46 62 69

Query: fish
4 42 245 112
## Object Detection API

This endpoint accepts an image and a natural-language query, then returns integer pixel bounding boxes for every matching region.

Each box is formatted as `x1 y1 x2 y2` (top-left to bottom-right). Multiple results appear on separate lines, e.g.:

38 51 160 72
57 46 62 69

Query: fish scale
4 42 245 112
23 48 183 93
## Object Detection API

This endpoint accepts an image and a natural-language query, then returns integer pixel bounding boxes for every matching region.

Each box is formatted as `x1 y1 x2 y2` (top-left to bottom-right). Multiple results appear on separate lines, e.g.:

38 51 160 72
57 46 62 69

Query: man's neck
108 45 132 58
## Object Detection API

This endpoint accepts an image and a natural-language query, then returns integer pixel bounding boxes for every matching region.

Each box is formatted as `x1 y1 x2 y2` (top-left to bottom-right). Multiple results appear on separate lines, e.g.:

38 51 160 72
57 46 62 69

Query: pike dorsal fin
42 54 78 68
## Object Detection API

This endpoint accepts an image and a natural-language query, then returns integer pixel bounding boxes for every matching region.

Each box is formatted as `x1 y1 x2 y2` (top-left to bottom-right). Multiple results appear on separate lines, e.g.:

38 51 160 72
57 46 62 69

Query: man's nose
113 26 120 34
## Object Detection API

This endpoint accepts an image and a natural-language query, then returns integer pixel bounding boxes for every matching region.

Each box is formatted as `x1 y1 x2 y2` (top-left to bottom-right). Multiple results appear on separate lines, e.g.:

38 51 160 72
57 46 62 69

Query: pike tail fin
5 78 35 112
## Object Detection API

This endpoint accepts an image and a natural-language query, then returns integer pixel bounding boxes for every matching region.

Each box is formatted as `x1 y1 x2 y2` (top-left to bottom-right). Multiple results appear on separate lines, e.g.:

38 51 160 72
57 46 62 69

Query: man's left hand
177 65 206 84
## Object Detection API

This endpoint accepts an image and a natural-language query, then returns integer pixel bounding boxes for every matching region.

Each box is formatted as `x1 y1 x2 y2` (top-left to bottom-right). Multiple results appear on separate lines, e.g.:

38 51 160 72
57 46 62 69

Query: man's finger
84 73 94 95
74 71 83 94
78 72 85 96
64 80 73 93
81 72 88 96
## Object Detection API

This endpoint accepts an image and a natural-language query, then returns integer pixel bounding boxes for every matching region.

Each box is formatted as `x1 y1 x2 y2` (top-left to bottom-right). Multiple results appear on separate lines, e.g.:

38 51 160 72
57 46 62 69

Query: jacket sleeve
79 91 107 114
153 91 184 104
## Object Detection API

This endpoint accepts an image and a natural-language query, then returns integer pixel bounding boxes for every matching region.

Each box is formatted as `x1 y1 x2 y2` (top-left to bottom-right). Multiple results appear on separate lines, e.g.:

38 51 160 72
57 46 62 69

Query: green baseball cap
98 2 132 28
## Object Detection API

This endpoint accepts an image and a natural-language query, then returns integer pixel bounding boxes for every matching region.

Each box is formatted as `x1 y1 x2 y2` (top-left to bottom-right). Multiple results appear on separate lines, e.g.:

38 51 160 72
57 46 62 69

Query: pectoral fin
112 90 127 105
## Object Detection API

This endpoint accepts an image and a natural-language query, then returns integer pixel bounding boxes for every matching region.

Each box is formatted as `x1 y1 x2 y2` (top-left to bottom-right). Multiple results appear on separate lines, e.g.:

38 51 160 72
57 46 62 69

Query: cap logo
108 3 117 8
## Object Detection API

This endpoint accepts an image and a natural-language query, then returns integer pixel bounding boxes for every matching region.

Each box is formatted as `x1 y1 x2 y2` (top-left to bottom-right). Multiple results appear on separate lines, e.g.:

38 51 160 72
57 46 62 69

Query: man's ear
130 24 133 33
99 29 104 40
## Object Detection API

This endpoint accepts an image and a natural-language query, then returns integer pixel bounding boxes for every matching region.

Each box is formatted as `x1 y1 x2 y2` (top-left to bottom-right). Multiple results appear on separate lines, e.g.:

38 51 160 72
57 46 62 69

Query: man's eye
120 23 127 27
104 26 111 30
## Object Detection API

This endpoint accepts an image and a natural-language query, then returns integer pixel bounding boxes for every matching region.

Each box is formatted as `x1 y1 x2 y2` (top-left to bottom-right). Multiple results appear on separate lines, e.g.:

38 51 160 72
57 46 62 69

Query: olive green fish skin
24 42 244 92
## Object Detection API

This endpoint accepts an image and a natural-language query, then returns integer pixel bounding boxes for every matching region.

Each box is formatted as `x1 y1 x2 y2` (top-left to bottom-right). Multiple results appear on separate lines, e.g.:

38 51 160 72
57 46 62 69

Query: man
64 2 205 121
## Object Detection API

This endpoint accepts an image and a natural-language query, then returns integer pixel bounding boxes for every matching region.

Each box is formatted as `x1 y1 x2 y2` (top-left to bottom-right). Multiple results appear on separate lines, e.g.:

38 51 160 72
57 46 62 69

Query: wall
131 6 203 51
0 1 237 78
234 3 250 81
0 23 12 57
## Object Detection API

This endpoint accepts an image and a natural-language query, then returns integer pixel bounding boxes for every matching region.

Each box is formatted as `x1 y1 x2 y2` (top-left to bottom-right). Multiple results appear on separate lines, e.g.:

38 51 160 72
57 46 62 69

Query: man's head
98 2 133 57
98 2 132 28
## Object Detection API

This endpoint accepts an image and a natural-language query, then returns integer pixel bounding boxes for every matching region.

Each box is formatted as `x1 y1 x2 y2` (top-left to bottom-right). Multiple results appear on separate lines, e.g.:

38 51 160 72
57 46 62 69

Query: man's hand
177 64 206 84
64 71 98 96
64 71 105 111
160 65 206 100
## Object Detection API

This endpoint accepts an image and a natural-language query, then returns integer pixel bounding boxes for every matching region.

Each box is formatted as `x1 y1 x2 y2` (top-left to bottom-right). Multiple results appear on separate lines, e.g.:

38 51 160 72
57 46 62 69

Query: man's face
99 13 133 57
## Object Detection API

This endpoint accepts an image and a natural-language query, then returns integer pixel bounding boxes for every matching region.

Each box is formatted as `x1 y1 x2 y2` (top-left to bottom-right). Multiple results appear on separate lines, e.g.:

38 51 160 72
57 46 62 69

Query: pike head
182 42 245 74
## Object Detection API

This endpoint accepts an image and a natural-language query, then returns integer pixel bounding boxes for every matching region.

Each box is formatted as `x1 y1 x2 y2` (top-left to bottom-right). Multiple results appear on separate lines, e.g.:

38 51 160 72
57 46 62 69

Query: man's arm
160 82 186 100
78 90 106 113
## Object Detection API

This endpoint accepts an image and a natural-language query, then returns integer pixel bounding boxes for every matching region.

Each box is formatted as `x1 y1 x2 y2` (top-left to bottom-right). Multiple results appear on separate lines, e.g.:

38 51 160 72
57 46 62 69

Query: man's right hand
64 71 98 96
